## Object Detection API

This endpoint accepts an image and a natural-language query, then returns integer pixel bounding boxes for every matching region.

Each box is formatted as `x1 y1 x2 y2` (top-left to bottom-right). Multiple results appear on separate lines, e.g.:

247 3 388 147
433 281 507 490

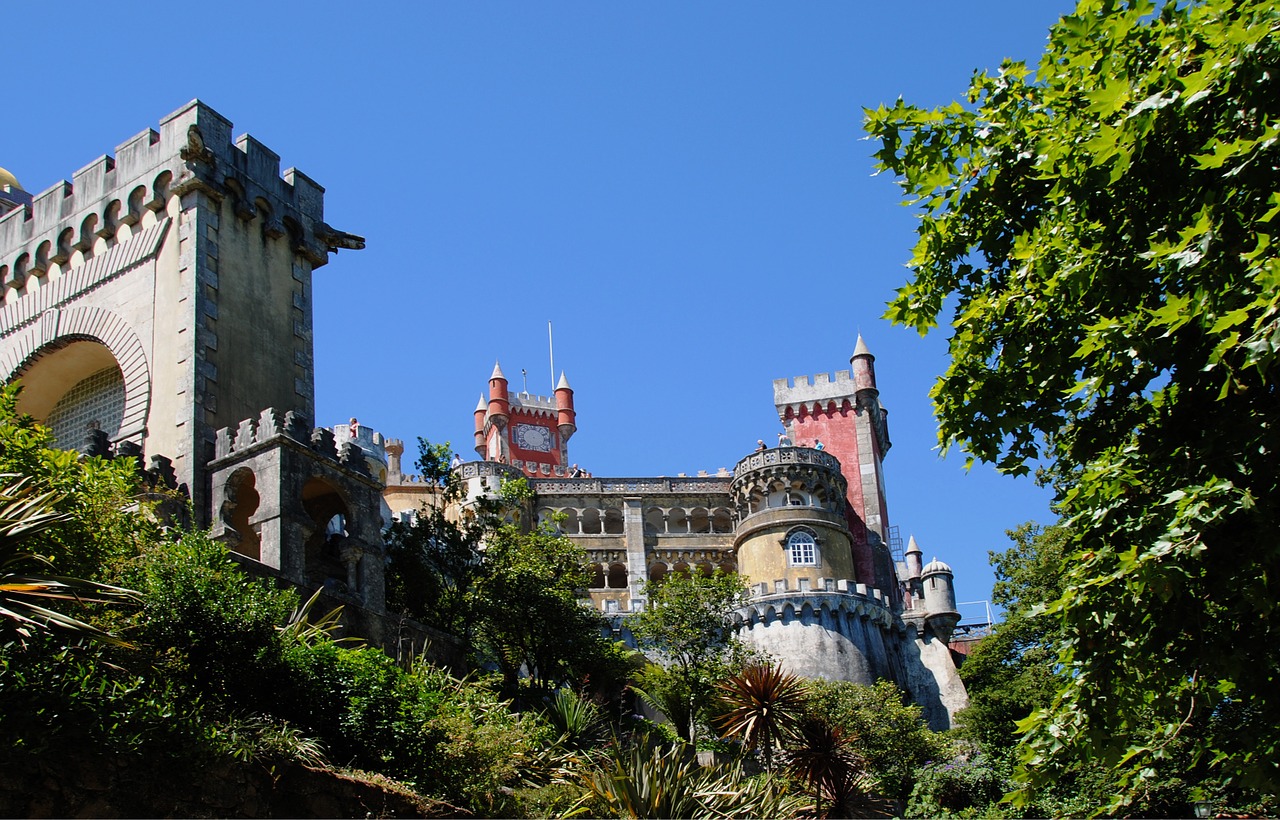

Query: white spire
556 371 572 390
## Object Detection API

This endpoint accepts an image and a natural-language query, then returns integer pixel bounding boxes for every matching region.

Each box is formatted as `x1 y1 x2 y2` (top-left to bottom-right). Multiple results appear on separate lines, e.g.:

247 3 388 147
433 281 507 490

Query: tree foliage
865 0 1280 806
955 523 1069 754
630 569 753 743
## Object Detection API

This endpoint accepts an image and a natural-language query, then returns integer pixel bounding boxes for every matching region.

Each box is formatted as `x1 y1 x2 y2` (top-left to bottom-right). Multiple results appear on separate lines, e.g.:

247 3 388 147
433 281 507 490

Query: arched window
787 531 817 567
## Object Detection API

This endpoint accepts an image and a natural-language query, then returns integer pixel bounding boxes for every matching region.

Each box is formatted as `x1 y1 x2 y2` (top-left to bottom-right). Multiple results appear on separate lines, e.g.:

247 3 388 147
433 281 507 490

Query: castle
0 102 967 729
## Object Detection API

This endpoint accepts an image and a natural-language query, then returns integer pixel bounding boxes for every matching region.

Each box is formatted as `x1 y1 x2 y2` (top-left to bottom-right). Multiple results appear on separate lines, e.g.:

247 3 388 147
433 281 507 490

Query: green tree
629 569 752 744
471 500 616 698
955 523 1069 754
865 0 1280 807
383 439 486 638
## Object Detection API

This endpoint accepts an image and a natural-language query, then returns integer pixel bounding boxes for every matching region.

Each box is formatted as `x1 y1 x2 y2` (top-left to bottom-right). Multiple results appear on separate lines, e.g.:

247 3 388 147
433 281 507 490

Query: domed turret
921 555 960 640
0 166 30 216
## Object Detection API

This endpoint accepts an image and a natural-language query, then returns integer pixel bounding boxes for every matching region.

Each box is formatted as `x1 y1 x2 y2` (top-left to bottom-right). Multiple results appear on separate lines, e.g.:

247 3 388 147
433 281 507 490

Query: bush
120 531 297 705
906 754 1011 819
805 679 955 800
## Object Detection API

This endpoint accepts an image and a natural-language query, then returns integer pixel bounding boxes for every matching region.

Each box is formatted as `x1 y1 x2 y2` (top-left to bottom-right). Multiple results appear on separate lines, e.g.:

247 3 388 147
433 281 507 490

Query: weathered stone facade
379 348 970 728
3 102 968 729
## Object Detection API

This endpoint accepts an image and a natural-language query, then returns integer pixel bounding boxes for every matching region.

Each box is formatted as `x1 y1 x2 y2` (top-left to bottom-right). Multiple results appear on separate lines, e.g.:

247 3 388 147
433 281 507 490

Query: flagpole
548 321 555 393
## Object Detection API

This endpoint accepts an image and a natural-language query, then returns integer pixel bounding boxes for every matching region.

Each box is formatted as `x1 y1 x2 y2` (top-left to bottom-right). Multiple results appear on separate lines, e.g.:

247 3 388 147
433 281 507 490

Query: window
788 531 817 566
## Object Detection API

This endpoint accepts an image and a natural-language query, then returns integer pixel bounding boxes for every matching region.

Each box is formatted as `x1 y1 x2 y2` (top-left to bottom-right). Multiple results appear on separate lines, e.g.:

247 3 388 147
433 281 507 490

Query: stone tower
0 100 363 521
773 335 897 601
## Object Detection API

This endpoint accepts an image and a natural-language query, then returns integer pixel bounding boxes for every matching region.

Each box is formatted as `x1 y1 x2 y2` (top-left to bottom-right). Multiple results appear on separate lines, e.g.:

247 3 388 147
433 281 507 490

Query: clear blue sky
5 2 1078 615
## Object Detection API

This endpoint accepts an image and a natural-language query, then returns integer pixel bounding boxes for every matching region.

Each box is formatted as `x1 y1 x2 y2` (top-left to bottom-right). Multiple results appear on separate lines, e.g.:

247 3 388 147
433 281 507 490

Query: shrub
804 678 955 800
905 754 1011 819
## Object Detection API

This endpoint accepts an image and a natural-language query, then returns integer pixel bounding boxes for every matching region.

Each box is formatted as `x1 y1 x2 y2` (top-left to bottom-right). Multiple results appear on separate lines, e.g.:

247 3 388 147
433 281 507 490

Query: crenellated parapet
213 407 372 478
0 99 363 296
773 370 858 413
209 406 387 639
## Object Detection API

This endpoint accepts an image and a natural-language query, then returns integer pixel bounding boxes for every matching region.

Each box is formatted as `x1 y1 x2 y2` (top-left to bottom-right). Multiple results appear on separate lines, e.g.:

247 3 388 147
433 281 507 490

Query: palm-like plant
0 475 138 646
714 662 809 771
572 737 804 819
788 716 872 819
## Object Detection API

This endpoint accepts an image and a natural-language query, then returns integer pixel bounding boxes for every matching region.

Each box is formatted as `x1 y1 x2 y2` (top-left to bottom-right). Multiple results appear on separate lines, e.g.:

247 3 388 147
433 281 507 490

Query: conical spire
490 360 506 381
475 394 488 412
906 535 922 554
556 371 572 390
853 333 872 358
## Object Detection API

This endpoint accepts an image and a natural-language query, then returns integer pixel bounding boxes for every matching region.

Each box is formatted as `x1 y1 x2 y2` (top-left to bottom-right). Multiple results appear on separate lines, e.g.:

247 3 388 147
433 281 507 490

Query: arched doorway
14 340 124 450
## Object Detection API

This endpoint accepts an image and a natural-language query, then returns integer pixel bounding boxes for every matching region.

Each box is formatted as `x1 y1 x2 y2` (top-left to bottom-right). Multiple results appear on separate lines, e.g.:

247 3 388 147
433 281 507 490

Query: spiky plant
788 716 871 819
572 736 804 819
546 687 607 751
0 475 138 646
714 662 809 771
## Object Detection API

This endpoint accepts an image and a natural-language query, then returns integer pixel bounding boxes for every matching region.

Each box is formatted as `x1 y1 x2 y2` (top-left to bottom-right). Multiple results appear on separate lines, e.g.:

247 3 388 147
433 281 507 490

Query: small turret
851 334 877 393
905 534 923 579
487 361 510 428
555 371 577 444
385 438 404 478
473 394 487 456
921 556 960 641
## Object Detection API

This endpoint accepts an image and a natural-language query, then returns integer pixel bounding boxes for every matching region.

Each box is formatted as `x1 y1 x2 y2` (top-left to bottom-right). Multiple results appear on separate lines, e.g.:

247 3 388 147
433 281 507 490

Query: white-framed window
787 531 817 566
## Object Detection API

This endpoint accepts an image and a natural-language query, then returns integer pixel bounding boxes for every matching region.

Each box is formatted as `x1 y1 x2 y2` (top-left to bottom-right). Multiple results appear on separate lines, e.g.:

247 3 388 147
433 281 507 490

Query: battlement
1 100 361 292
773 370 858 407
211 407 372 478
509 391 557 414
333 422 389 466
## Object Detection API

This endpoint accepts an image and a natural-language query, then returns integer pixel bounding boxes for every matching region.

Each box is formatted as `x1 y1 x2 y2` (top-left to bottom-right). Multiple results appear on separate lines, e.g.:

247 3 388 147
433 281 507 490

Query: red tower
474 362 577 477
772 335 897 596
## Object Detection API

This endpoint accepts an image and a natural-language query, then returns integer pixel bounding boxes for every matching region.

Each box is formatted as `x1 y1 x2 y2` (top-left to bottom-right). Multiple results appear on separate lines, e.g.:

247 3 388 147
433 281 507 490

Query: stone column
623 497 648 608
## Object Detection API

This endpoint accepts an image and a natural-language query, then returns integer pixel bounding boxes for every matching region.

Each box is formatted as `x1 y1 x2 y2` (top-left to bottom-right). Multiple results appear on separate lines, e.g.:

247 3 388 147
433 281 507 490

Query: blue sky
4 2 1078 615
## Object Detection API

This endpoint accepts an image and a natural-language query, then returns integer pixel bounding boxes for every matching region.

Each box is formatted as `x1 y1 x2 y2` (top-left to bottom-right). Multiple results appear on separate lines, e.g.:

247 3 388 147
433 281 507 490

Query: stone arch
667 508 689 534
4 306 150 442
603 507 624 535
101 200 121 242
126 186 147 224
689 507 710 534
301 476 353 592
711 507 733 533
580 508 602 535
589 563 606 589
643 507 663 535
607 562 627 589
220 466 262 560
648 561 668 584
151 171 172 209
